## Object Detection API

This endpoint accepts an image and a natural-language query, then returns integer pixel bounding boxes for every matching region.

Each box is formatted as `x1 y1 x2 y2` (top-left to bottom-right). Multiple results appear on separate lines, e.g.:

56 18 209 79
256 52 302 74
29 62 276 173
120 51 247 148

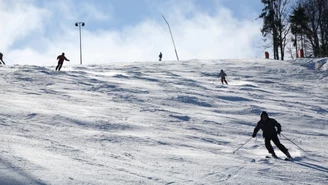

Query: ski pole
281 134 308 153
4 57 17 64
233 137 252 153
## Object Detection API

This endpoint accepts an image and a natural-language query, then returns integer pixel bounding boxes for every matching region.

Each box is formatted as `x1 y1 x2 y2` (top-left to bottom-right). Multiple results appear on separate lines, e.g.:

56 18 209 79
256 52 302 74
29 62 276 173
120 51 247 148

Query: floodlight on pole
162 15 179 61
75 22 85 65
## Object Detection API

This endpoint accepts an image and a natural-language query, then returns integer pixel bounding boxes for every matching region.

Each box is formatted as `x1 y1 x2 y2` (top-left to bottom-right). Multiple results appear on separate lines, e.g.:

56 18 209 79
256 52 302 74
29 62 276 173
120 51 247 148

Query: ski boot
284 151 292 159
271 152 278 159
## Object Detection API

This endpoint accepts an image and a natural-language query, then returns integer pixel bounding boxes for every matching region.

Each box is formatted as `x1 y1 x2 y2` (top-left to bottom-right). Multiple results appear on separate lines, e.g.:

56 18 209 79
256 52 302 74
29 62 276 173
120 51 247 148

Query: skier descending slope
0 52 5 65
252 111 292 160
218 69 228 85
56 52 70 71
159 52 163 61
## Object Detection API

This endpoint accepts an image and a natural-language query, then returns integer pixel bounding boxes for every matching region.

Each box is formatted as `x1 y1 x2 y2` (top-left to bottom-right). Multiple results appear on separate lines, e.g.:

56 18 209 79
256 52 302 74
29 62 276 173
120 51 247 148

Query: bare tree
275 0 293 60
259 0 292 60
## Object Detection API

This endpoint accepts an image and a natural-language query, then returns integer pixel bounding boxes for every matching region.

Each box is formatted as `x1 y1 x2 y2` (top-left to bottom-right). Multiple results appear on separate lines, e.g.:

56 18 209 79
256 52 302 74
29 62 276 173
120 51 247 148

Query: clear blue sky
0 0 264 65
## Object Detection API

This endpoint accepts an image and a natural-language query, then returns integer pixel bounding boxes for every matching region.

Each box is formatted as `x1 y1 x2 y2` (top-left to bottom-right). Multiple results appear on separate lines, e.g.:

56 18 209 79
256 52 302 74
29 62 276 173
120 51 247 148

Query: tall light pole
162 15 179 61
75 22 85 65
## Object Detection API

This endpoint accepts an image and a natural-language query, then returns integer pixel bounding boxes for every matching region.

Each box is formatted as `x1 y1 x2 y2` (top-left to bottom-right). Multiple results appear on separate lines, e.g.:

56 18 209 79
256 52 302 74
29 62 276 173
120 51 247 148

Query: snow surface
0 58 327 185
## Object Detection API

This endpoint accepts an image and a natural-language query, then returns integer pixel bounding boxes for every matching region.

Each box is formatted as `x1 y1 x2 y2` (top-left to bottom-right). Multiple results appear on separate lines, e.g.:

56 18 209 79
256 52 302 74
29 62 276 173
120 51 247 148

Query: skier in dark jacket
218 69 228 85
56 52 70 71
159 52 162 61
0 52 5 65
252 111 292 159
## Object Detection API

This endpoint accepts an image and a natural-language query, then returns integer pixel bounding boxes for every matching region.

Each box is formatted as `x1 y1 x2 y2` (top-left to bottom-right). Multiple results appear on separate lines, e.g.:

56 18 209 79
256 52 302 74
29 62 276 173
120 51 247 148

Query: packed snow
0 58 327 185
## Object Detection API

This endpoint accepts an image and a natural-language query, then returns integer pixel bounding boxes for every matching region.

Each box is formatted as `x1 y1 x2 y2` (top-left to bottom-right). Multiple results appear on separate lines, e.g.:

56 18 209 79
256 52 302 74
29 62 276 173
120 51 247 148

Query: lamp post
162 15 179 61
75 22 85 65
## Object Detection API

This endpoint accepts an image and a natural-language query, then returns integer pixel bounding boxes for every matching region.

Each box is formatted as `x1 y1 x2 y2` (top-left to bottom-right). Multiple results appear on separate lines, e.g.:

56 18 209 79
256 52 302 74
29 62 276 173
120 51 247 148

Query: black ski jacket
57 55 69 63
252 118 281 138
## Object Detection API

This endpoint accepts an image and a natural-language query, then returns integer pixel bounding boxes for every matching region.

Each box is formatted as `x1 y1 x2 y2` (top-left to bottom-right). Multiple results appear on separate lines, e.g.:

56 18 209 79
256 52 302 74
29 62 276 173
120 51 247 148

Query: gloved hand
252 133 256 138
277 130 281 136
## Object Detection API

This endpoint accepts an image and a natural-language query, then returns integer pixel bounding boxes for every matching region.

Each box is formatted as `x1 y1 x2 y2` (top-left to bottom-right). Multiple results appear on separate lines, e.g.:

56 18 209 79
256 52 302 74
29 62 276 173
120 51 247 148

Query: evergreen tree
300 0 328 57
260 0 279 59
290 4 308 56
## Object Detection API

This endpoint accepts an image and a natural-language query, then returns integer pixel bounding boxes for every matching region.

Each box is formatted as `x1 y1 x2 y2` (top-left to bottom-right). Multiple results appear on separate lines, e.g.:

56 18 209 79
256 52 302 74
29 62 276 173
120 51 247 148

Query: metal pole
281 134 308 153
79 24 82 65
75 22 85 65
232 137 253 153
162 15 179 61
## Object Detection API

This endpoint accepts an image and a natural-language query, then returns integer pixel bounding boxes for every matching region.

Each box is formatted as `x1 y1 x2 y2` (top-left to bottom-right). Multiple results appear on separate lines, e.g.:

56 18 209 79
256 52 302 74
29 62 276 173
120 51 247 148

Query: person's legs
58 62 63 71
0 56 5 64
56 62 63 71
224 78 228 85
272 136 291 158
265 137 276 156
221 77 228 84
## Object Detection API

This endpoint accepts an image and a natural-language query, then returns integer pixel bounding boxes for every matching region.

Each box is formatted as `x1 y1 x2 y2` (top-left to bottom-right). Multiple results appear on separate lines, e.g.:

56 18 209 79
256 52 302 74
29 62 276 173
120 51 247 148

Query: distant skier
252 111 292 159
0 52 5 65
56 52 70 71
159 52 162 61
218 69 228 85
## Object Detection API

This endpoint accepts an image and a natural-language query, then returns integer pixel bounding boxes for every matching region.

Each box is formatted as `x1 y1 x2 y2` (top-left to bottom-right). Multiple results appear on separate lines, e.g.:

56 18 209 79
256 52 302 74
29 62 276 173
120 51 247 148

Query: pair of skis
266 156 293 161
